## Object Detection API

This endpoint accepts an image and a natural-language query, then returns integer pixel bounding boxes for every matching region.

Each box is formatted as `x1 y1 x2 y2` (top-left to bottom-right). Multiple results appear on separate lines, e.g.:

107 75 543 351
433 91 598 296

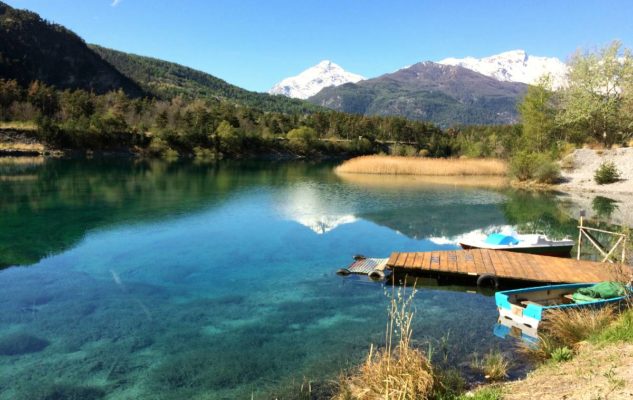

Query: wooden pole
577 215 583 260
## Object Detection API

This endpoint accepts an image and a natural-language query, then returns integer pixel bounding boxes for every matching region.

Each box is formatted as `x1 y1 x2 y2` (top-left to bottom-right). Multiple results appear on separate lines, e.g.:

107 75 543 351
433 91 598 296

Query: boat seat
520 300 541 307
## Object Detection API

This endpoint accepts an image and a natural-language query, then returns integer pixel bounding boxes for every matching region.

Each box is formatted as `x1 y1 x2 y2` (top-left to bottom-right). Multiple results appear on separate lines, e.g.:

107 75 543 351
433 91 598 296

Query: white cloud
111 0 122 6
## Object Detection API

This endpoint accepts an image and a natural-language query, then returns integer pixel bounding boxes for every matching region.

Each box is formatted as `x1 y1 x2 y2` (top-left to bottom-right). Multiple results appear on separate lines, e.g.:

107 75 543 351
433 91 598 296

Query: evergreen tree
518 75 556 151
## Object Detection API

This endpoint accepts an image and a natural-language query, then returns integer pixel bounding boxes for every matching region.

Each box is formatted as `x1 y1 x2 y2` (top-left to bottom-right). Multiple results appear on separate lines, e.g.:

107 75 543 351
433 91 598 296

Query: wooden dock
387 249 632 284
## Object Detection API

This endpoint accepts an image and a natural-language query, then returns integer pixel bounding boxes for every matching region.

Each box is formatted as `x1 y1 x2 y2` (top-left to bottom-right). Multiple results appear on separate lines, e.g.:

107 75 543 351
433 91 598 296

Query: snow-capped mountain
438 50 568 89
269 60 365 99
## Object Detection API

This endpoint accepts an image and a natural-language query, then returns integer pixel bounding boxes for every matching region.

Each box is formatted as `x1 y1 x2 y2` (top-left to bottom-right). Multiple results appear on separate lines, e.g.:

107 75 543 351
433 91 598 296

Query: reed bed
0 121 38 131
334 287 434 400
335 155 507 176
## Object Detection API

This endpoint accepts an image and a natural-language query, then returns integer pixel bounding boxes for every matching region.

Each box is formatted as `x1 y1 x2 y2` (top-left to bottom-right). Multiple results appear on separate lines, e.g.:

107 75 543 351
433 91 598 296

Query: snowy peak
438 50 568 89
269 60 365 99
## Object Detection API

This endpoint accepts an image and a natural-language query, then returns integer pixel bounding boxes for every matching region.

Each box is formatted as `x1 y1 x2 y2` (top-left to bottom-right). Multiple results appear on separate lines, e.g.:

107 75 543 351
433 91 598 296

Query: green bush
594 161 621 184
510 151 560 183
510 151 538 181
287 126 317 153
534 160 561 184
551 346 573 362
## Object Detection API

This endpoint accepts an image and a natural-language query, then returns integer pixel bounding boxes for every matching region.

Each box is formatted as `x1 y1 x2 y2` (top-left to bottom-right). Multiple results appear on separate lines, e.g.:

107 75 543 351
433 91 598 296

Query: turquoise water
0 159 582 399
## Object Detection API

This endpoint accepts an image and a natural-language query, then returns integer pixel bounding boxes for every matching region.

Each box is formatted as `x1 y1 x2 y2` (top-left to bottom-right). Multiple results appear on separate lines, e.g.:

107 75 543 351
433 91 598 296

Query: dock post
577 211 584 260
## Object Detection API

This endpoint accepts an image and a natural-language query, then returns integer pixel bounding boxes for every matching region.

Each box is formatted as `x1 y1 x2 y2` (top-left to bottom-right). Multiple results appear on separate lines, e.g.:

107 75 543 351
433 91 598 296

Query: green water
0 158 585 399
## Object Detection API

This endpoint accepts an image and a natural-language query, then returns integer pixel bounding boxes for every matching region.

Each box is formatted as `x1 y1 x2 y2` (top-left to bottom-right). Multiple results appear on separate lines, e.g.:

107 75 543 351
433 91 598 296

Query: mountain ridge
269 60 365 99
438 49 568 89
308 61 528 127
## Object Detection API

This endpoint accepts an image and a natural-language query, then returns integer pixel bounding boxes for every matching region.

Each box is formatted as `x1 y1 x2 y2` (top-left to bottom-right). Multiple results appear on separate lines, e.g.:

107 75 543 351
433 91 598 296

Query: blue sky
6 0 633 92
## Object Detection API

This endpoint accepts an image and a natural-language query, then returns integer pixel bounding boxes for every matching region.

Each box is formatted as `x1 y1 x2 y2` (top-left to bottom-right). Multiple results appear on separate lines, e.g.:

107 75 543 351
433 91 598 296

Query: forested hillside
0 1 144 97
90 45 322 114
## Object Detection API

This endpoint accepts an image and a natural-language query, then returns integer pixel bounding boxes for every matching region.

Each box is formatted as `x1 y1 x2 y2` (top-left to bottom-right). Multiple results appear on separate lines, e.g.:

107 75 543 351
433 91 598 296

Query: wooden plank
507 251 534 280
438 251 449 272
478 249 495 275
447 250 458 273
412 252 424 269
460 249 478 275
493 250 514 278
403 252 414 268
387 252 399 266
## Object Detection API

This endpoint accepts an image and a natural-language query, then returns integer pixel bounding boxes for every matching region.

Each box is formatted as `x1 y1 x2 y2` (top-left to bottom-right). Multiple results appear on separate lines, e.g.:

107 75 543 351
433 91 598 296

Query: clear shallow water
0 159 583 399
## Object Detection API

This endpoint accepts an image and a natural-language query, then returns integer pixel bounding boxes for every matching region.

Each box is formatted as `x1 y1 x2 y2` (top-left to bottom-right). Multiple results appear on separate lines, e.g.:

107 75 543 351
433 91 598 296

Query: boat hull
459 243 573 258
495 283 630 333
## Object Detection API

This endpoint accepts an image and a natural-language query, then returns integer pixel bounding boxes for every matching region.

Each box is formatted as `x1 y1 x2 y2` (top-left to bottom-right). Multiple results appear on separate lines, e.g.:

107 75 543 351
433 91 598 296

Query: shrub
551 346 573 362
148 137 179 159
594 161 621 184
510 151 559 183
287 126 317 154
534 160 561 183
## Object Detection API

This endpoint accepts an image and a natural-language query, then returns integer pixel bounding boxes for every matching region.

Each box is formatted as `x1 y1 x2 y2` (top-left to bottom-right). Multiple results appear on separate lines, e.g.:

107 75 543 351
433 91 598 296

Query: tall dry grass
543 307 615 348
519 307 616 361
334 287 434 400
0 121 37 131
335 155 507 176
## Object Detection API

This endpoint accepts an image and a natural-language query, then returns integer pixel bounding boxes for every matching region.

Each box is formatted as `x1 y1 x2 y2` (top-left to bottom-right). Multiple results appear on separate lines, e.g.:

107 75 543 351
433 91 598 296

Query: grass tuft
335 155 507 176
334 286 434 400
472 350 509 381
543 307 615 348
594 308 633 343
519 307 617 362
459 387 503 400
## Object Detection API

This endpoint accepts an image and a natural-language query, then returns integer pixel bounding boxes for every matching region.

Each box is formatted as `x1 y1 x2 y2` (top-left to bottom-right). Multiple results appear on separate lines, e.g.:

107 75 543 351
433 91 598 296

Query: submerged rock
27 384 105 400
0 332 50 356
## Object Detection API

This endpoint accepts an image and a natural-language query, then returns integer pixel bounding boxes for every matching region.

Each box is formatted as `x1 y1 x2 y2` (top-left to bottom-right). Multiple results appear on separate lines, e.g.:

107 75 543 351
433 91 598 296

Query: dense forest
90 45 323 115
0 79 452 158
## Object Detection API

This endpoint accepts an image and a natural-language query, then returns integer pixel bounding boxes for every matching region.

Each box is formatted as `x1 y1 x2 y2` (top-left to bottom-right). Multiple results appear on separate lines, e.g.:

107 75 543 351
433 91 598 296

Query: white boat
459 232 574 258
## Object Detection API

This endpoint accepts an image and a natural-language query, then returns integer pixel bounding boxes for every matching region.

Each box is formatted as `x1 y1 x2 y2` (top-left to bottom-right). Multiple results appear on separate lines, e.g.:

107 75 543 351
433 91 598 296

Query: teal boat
496 282 631 332
493 317 538 345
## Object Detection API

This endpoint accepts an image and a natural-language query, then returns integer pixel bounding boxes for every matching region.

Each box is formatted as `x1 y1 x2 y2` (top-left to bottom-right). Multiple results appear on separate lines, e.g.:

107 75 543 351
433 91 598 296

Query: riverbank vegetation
1 42 631 188
339 298 633 400
0 78 443 158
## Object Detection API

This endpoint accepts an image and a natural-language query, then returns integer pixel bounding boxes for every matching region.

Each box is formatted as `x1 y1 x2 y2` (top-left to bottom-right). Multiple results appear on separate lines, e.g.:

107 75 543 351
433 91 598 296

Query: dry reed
334 287 433 400
0 121 38 131
543 307 616 348
335 155 507 176
519 307 617 361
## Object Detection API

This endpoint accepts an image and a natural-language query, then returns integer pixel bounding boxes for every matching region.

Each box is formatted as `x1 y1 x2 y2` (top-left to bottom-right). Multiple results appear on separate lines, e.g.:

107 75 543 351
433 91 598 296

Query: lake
0 158 589 399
